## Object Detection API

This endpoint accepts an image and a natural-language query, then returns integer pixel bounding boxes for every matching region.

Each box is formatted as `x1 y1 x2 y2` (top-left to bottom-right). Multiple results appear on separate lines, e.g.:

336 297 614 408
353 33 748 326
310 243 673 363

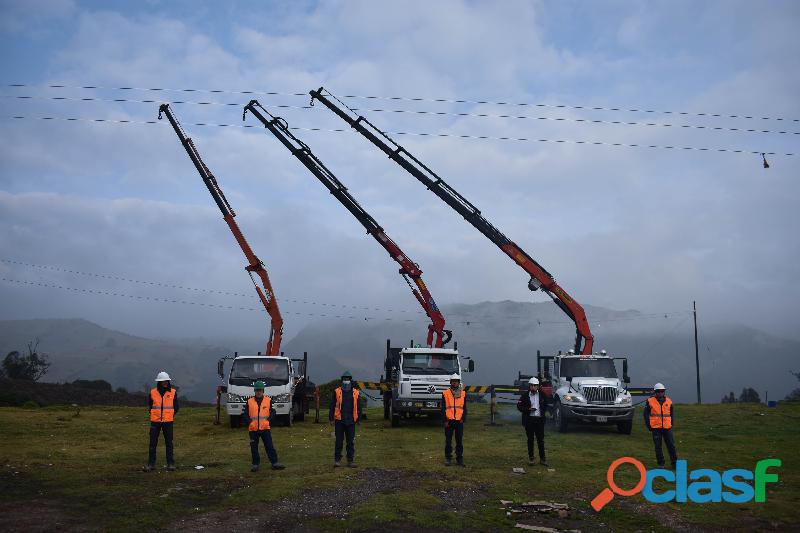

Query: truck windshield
560 358 617 379
230 358 290 386
402 353 459 374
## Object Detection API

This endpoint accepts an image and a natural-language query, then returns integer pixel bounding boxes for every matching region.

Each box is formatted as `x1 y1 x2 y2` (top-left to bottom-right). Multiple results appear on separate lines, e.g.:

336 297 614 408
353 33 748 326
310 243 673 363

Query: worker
516 377 549 466
143 371 179 472
441 374 467 466
247 381 285 472
644 382 678 468
329 370 361 467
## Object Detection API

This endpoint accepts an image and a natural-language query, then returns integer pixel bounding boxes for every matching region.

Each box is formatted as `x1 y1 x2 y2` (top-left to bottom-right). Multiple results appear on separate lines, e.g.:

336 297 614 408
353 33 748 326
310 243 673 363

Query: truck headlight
273 393 290 403
615 395 632 405
563 394 585 403
226 393 243 403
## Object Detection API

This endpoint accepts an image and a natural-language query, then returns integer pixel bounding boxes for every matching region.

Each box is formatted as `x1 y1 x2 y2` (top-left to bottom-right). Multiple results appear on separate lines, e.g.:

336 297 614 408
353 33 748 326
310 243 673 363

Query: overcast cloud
0 0 798 346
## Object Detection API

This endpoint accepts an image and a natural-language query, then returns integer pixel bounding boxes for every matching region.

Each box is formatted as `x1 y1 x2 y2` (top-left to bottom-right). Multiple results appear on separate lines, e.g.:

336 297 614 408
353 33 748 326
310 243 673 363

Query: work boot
142 464 154 472
347 461 357 468
540 459 549 467
334 461 341 468
456 459 465 467
528 457 536 466
251 464 260 472
271 463 286 470
444 458 452 466
166 463 176 472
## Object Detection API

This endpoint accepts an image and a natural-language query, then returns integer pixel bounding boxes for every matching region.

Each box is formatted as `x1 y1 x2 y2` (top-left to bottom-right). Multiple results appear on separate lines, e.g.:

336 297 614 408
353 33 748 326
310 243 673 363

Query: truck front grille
410 383 449 395
582 386 616 404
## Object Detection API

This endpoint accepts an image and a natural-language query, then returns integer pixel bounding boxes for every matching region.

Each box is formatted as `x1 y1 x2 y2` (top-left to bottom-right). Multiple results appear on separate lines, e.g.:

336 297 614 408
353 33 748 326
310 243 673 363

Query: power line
6 114 792 157
7 82 798 123
0 277 415 322
5 93 797 137
0 258 424 315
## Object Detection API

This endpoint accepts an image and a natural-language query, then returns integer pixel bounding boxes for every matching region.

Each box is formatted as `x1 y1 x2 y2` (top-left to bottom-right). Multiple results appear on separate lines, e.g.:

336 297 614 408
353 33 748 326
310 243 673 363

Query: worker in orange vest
644 382 678 468
143 371 179 472
247 381 285 472
329 370 362 467
441 374 467 467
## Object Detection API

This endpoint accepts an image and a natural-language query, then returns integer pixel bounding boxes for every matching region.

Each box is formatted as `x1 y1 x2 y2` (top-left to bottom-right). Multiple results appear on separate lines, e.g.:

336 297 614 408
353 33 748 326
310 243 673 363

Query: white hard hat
528 377 539 385
449 374 461 381
653 382 666 391
155 371 171 382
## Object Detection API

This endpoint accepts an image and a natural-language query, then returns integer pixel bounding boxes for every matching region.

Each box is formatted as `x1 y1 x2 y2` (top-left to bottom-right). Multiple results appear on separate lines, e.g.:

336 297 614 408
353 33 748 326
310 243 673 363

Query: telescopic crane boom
309 88 593 355
158 104 283 356
243 100 452 348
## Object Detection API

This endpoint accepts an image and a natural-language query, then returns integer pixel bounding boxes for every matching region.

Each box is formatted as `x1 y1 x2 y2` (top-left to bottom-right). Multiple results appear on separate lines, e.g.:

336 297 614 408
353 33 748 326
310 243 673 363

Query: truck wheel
617 420 632 434
229 415 241 429
389 401 401 428
284 411 293 427
554 400 569 433
295 402 305 422
383 393 391 420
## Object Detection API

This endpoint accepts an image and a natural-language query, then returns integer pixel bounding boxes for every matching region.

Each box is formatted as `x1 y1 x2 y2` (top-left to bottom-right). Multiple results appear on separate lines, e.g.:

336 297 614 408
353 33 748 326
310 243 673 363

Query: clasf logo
591 457 781 511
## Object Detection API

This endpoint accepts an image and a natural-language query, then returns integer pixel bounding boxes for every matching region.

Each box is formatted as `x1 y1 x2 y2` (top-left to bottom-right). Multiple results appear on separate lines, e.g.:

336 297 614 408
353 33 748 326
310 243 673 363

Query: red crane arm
309 88 593 354
158 104 283 356
243 100 451 347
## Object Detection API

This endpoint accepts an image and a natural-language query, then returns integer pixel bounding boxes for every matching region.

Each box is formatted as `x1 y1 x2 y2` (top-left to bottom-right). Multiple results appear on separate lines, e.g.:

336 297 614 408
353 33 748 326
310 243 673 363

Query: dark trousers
148 422 174 466
652 428 677 466
524 418 546 460
249 430 279 466
444 420 464 461
334 421 356 462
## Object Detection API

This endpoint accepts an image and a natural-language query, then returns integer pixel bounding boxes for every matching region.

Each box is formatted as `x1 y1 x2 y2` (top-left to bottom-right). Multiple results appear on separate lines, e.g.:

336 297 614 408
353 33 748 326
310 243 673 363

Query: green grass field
0 402 797 531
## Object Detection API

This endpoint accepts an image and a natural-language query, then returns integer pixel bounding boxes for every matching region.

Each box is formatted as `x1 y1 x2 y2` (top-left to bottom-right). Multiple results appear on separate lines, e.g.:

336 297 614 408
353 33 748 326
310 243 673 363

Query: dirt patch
173 468 429 532
429 483 490 512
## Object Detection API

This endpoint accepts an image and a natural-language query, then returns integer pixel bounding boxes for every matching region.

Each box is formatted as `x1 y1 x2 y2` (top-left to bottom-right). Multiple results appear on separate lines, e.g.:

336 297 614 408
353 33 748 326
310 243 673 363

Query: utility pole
693 301 701 404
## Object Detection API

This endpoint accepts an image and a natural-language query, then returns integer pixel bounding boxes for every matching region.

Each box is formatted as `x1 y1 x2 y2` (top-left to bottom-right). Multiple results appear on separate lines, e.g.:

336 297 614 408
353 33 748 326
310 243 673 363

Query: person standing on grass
247 381 285 472
517 376 549 467
143 371 179 472
441 374 467 467
329 370 362 467
644 382 678 468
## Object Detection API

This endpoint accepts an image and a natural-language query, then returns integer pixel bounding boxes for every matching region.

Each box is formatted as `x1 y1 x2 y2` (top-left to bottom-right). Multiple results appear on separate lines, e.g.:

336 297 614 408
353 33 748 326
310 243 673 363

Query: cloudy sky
0 0 798 347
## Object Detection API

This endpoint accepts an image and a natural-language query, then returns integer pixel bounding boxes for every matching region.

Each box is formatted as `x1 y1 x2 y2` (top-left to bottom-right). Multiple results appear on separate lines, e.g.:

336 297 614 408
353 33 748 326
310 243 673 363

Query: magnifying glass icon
591 457 647 511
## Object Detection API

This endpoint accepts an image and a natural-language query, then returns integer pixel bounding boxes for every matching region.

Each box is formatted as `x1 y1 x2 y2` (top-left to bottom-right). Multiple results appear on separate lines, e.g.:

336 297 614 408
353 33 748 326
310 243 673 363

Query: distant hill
1 303 798 403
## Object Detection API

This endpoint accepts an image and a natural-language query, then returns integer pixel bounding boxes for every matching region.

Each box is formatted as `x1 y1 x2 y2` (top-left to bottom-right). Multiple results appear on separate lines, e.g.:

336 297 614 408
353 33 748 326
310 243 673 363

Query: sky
0 0 798 347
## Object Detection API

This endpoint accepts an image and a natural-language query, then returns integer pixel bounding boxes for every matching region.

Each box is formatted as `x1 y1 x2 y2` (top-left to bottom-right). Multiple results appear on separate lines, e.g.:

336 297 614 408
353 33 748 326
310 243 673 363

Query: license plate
425 401 438 408
415 402 424 408
597 416 607 422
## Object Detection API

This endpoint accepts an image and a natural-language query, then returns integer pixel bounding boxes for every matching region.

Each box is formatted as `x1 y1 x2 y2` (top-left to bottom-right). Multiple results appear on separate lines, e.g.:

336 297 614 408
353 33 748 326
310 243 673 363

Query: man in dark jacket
441 374 468 466
643 382 677 468
144 371 179 472
246 381 285 472
517 377 549 466
329 371 362 467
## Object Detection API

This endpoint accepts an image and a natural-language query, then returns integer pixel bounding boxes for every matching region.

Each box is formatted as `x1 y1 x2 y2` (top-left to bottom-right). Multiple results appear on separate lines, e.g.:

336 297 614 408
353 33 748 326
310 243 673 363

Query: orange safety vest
247 396 272 431
648 396 673 429
150 388 176 423
334 387 359 423
442 388 465 421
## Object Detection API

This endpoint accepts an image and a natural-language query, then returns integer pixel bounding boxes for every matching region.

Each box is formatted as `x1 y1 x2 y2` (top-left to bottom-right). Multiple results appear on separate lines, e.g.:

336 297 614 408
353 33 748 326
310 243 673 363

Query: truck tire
617 420 632 434
294 400 305 422
389 400 401 428
383 393 391 420
554 400 569 433
229 415 241 429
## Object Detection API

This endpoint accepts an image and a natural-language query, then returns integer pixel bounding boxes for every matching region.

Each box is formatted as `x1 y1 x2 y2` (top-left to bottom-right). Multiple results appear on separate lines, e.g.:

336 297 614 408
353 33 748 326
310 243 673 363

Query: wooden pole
693 301 701 404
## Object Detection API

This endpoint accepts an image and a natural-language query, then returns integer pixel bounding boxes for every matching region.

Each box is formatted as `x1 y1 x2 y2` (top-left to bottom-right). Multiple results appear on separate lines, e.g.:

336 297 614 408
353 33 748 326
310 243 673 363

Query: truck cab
383 341 475 427
222 355 304 428
538 351 634 434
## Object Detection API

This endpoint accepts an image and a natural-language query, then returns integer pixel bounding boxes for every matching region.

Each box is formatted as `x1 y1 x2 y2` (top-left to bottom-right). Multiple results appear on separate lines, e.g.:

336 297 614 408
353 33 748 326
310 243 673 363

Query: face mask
342 380 352 390
450 383 459 390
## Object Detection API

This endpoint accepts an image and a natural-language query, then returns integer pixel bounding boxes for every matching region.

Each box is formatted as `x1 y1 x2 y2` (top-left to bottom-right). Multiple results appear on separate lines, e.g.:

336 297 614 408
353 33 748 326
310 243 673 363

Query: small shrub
21 400 39 409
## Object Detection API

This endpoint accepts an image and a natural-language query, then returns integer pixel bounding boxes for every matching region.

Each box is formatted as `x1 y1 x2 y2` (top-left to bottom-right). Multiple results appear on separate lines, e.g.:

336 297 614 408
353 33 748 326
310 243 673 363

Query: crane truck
308 89 637 432
243 100 474 426
158 104 313 428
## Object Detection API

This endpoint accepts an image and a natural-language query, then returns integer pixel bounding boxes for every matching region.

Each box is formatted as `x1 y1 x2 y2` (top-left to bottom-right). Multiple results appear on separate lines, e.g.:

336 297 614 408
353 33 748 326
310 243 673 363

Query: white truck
218 352 313 428
382 340 475 427
538 351 634 434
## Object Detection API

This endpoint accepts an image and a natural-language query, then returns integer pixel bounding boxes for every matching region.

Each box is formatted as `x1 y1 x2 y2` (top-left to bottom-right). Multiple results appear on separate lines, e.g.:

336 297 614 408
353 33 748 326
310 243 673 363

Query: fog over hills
1 301 797 403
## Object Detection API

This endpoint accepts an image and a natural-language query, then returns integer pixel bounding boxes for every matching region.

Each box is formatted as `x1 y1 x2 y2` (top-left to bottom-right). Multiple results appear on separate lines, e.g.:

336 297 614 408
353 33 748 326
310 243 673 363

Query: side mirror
622 359 630 384
624 376 631 384
468 360 475 373
217 360 224 379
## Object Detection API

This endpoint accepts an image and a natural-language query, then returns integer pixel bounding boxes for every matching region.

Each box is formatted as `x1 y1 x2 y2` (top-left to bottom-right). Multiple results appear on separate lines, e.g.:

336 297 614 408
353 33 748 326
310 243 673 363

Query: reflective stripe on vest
248 396 271 431
150 388 176 422
443 388 465 421
648 396 672 429
334 387 359 423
